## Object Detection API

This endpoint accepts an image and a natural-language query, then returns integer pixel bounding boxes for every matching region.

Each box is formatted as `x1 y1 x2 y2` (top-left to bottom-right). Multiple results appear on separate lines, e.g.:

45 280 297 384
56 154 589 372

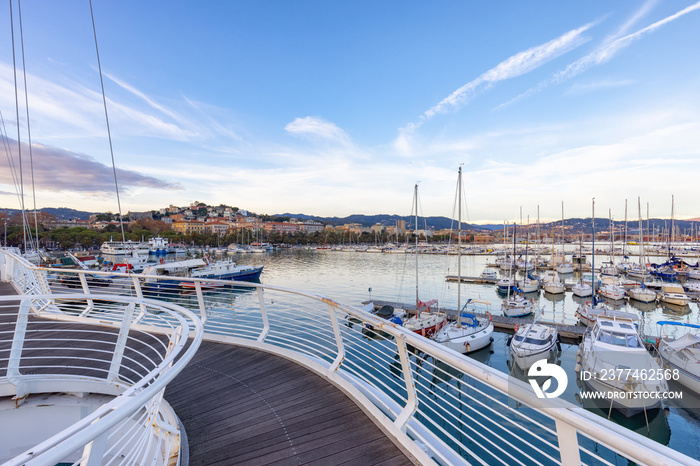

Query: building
301 220 324 233
204 221 231 236
264 222 302 234
172 220 205 235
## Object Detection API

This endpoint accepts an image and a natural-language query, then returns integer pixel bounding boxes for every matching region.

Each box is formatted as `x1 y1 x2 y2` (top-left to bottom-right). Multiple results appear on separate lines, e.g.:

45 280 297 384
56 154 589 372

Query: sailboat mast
638 197 643 267
592 199 596 304
457 167 462 314
414 183 419 310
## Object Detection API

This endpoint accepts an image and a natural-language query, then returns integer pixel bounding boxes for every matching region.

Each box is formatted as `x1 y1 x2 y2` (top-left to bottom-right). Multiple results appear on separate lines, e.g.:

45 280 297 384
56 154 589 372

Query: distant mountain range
276 213 489 231
0 207 96 220
2 207 699 235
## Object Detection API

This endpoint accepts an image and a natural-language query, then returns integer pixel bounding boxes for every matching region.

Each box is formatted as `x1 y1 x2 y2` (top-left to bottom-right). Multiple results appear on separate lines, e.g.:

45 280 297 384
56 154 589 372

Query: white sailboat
628 197 657 303
403 183 447 337
501 222 533 317
435 167 492 352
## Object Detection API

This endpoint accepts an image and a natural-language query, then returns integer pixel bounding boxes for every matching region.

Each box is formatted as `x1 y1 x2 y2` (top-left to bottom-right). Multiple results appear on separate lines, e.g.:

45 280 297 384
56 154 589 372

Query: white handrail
1 248 697 466
0 286 203 465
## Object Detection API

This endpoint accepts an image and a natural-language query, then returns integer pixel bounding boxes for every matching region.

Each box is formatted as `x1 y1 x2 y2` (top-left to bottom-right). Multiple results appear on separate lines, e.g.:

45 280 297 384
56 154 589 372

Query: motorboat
658 284 690 306
496 276 517 293
657 321 700 396
597 277 626 301
434 299 493 354
509 320 560 371
480 269 498 280
100 239 150 255
683 281 700 293
501 294 533 318
141 258 263 290
555 261 574 275
575 299 638 327
576 316 668 417
571 281 592 298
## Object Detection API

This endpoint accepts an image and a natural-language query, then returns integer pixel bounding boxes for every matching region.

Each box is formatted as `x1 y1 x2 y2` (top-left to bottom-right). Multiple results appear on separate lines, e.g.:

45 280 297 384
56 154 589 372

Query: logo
528 359 568 399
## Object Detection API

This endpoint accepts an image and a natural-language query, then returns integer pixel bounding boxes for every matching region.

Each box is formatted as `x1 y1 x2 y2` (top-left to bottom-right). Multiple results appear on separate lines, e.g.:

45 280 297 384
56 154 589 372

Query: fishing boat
657 321 700 396
508 312 560 371
434 299 494 354
576 315 668 417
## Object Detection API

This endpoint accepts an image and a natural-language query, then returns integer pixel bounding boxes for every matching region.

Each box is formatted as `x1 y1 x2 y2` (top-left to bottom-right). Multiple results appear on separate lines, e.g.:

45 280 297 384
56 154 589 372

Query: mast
623 199 628 258
457 167 462 314
638 197 643 268
414 183 419 311
592 199 597 305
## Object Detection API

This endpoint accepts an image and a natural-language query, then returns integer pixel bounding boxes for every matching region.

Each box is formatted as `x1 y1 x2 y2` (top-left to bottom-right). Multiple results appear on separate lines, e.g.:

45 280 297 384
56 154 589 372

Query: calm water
239 247 700 460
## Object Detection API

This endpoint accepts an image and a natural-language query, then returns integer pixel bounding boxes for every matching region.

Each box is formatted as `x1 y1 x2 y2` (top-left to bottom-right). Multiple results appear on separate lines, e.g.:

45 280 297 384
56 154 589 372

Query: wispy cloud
499 1 700 109
285 116 351 145
564 79 636 95
407 22 597 129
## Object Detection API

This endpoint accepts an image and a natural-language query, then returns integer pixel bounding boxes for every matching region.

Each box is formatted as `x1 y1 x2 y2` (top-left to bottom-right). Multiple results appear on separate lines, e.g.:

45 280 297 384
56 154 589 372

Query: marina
3 245 700 464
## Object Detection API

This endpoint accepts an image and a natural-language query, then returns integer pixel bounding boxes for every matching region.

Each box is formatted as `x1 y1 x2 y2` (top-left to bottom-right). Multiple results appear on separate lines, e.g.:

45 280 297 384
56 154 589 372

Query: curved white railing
1 248 697 465
0 251 203 465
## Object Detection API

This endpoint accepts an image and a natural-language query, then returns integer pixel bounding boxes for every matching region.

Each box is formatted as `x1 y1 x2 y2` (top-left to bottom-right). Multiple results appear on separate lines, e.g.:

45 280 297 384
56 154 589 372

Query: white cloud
285 116 351 145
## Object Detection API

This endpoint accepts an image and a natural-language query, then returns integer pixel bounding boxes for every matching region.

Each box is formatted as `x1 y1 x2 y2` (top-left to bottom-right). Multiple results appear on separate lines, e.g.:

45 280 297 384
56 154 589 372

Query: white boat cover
665 332 700 351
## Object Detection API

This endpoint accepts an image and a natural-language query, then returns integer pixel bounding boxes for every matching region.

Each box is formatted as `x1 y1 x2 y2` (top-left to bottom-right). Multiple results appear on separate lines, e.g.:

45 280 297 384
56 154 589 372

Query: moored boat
576 316 668 417
434 299 493 354
509 319 560 371
657 321 700 396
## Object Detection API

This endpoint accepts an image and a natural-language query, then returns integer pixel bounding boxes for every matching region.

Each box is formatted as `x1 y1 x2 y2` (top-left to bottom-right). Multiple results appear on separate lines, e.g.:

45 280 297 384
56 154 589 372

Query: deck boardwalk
0 282 412 466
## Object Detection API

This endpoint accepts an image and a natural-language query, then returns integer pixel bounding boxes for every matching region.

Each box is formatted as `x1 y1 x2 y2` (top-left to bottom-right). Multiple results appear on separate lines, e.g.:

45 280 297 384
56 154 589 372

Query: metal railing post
81 429 109 466
108 302 136 382
256 287 269 342
7 297 31 399
555 419 582 465
195 281 207 324
393 332 418 432
327 304 345 372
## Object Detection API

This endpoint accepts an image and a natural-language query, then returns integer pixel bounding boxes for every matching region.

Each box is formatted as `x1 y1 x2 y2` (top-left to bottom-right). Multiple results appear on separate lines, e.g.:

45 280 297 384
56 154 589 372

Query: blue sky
1 1 699 224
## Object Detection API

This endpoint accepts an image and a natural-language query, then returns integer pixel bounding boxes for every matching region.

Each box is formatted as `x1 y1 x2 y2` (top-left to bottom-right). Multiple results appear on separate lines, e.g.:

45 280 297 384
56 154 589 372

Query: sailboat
571 234 592 297
554 202 574 274
517 217 539 293
501 222 534 317
434 167 493 352
627 197 657 303
402 183 447 337
576 199 637 326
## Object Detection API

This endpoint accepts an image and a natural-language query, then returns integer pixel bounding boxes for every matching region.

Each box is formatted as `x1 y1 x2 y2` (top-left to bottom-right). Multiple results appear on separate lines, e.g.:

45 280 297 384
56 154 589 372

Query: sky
1 1 699 224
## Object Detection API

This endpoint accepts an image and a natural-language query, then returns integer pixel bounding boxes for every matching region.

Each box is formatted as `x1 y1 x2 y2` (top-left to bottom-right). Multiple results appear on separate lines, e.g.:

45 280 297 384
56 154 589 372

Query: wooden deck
0 282 412 465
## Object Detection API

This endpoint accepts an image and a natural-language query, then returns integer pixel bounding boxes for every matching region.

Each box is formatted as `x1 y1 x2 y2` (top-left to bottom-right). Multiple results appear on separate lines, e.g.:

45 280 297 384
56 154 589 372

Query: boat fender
531 298 534 304
586 301 590 307
556 337 562 352
506 336 512 346
655 337 660 348
465 342 470 352
488 312 492 322
514 324 519 332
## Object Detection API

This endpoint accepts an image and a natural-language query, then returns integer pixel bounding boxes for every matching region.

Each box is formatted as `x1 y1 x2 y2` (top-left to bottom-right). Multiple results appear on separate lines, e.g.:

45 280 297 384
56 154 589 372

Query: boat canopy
663 332 700 351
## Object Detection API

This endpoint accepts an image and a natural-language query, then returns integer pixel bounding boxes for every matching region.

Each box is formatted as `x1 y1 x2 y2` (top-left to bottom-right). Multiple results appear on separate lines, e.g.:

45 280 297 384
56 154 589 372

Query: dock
444 275 578 291
364 299 586 343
